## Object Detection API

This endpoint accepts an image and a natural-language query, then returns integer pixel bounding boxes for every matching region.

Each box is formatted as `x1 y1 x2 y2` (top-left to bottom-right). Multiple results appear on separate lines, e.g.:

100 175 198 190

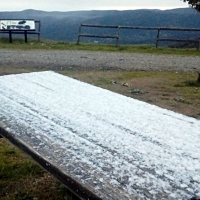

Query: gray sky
0 0 188 12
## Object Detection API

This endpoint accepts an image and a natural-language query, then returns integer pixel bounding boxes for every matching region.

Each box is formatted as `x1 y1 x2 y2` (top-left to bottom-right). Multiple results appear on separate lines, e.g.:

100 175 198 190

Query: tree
183 0 200 12
183 1 200 83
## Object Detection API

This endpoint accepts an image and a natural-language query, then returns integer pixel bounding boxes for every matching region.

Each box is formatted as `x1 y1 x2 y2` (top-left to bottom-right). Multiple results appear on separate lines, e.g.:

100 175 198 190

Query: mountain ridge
0 8 200 44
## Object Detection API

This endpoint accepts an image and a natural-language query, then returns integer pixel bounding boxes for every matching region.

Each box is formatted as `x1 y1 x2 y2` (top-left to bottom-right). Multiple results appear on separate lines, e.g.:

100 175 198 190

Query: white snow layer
0 71 200 200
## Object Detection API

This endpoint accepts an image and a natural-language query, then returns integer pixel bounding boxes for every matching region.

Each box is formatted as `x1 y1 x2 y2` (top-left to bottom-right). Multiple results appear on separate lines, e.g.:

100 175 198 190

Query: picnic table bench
0 19 40 43
0 71 200 200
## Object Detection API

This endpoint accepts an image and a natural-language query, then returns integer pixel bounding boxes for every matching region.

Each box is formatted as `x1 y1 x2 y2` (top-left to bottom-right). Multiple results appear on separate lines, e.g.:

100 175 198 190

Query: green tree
183 0 200 12
183 0 200 82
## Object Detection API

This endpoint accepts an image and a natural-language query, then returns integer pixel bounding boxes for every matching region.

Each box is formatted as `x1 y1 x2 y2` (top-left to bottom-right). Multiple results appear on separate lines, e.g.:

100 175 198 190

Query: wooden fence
156 27 200 50
77 24 119 46
77 24 200 50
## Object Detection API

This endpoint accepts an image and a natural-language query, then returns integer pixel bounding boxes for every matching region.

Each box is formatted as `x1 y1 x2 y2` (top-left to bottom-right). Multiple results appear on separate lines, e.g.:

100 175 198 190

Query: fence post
156 28 160 48
116 26 120 47
38 20 41 42
24 30 28 43
9 30 12 43
77 24 82 45
197 40 200 50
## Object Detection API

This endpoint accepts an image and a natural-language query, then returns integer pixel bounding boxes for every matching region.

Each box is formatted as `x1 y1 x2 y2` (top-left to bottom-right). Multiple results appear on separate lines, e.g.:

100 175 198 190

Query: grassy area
0 139 80 200
0 37 200 56
0 38 200 199
61 70 200 119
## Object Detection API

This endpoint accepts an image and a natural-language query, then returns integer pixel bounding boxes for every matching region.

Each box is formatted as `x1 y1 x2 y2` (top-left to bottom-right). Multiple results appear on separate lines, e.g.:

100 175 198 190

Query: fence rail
77 24 200 50
77 24 119 46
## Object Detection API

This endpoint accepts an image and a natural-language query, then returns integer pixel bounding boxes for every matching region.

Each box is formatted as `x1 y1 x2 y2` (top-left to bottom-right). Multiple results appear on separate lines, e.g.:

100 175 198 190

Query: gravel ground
0 49 200 71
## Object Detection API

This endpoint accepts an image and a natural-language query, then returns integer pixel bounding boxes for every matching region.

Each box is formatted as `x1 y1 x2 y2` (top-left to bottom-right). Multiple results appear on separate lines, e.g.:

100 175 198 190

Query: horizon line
0 6 189 12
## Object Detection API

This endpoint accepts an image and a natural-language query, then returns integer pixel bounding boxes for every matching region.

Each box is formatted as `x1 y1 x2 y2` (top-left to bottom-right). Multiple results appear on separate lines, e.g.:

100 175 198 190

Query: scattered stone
110 80 117 84
174 97 189 104
174 97 186 103
122 82 131 87
1 49 200 72
130 88 144 95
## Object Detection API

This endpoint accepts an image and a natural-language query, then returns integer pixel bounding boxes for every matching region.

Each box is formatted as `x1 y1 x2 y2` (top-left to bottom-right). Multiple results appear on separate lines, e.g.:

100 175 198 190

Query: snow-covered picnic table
0 71 200 200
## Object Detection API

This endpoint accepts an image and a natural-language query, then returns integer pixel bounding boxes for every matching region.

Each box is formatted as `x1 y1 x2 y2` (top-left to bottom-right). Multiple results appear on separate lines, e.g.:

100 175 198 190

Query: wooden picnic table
0 71 200 200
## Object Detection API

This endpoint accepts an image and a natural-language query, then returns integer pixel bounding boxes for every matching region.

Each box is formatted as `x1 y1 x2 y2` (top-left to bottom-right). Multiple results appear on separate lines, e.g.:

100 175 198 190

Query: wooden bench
0 19 41 43
0 71 200 200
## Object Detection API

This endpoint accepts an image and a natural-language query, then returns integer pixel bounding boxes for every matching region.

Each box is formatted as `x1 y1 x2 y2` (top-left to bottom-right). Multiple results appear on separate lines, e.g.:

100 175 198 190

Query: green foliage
0 140 44 180
0 38 200 56
184 80 200 87
0 139 74 200
183 0 200 11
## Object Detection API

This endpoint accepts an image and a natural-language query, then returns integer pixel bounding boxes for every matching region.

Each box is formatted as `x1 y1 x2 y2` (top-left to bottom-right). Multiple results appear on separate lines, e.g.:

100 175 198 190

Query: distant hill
0 8 200 44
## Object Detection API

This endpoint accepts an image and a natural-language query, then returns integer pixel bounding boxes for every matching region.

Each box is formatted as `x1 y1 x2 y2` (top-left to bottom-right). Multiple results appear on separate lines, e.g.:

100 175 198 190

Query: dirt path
0 49 200 71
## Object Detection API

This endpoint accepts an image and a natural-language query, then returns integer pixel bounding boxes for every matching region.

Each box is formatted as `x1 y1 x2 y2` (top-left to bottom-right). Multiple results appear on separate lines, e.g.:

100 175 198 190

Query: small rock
130 88 144 95
174 97 189 104
110 80 117 84
122 82 131 87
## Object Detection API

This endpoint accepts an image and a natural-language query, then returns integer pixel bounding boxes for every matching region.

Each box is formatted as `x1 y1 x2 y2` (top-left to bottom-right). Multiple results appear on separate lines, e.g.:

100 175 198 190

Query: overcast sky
0 0 189 12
